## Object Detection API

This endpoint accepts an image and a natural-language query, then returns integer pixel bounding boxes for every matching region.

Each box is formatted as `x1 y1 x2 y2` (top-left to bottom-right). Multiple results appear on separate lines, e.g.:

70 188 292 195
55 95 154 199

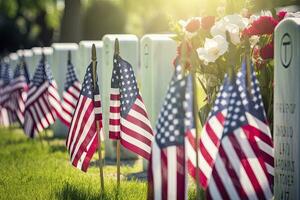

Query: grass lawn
0 128 148 200
0 128 197 200
0 129 147 200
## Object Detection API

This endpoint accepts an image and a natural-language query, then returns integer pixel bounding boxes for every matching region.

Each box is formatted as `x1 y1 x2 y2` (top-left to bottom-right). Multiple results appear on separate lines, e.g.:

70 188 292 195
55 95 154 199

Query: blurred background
0 0 299 55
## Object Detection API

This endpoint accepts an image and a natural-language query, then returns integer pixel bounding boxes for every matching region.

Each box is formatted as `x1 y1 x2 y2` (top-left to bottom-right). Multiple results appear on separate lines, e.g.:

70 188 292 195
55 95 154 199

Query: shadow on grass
56 183 119 200
125 171 147 182
48 144 66 153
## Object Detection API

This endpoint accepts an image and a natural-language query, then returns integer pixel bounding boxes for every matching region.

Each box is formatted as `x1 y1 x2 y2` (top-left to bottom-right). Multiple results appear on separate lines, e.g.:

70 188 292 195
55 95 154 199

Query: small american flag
66 62 103 172
60 62 81 127
109 54 153 160
23 59 61 138
197 61 274 199
8 61 30 125
148 62 193 200
0 62 16 126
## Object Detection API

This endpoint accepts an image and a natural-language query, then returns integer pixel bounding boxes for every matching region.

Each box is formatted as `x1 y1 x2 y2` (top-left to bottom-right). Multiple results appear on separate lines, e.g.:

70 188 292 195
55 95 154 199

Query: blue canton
31 60 54 87
64 63 79 90
236 61 267 122
81 63 99 99
155 61 193 149
222 77 247 136
14 62 30 83
208 75 231 119
2 63 12 86
112 55 138 117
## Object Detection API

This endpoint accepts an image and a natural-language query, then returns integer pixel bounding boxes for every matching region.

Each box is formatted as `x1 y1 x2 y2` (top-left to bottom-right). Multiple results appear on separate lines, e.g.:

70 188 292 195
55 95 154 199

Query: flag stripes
60 62 82 127
109 55 153 160
66 63 103 172
24 61 60 138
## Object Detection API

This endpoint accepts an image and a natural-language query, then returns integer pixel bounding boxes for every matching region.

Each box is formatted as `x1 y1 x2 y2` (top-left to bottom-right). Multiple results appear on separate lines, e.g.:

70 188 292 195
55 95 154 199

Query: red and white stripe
7 76 29 124
61 81 81 127
66 94 102 172
148 137 188 200
24 81 59 138
190 108 274 199
109 88 153 160
109 88 121 139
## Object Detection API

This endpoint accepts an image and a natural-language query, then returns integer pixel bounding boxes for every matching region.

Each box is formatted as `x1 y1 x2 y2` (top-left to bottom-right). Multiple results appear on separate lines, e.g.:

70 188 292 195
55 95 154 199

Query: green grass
0 128 197 200
0 128 147 200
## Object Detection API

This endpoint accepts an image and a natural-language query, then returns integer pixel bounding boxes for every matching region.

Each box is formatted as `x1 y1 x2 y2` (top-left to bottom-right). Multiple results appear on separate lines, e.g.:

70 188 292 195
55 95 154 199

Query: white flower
223 14 249 29
210 14 248 45
196 35 228 65
261 10 273 17
226 23 240 45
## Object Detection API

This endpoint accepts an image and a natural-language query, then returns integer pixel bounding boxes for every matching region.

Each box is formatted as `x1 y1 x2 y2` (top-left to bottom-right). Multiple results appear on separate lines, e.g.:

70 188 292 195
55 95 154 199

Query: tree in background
59 0 82 42
0 0 60 55
82 0 126 40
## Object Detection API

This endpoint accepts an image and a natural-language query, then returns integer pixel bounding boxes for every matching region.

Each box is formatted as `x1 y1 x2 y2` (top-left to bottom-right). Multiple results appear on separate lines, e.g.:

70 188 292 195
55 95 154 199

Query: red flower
243 16 278 36
260 42 274 59
277 11 287 21
185 18 201 33
201 16 215 30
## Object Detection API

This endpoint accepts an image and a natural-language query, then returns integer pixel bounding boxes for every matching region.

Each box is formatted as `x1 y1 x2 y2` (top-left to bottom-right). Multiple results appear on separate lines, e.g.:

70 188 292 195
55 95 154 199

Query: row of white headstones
7 34 177 164
6 18 300 199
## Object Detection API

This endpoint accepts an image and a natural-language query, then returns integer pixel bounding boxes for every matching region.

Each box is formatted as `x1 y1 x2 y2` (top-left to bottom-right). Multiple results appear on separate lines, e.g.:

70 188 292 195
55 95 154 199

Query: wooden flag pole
114 38 121 190
91 44 105 195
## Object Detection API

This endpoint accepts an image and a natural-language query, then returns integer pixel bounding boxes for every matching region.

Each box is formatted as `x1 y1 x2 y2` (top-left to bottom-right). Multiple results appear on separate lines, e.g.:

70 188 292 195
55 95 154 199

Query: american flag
60 62 81 127
0 62 16 126
23 59 62 138
7 61 30 125
66 63 102 172
148 62 193 200
109 54 153 160
195 61 274 199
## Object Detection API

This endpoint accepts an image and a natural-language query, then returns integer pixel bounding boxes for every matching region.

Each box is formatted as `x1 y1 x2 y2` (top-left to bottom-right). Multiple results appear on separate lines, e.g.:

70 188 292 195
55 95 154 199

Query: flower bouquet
170 10 290 130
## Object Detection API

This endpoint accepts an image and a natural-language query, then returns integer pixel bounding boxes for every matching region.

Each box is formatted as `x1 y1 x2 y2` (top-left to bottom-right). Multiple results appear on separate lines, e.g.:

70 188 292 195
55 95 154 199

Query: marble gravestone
51 43 79 136
16 49 35 77
274 17 300 200
140 34 177 170
102 34 139 160
9 53 18 70
78 41 103 81
32 47 53 70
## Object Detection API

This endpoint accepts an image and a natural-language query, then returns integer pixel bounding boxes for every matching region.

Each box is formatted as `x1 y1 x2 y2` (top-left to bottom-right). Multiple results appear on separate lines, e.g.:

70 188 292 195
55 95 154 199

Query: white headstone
32 47 53 69
102 34 139 160
9 53 18 69
140 34 177 170
274 18 300 200
78 40 103 81
17 49 34 77
51 43 79 136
